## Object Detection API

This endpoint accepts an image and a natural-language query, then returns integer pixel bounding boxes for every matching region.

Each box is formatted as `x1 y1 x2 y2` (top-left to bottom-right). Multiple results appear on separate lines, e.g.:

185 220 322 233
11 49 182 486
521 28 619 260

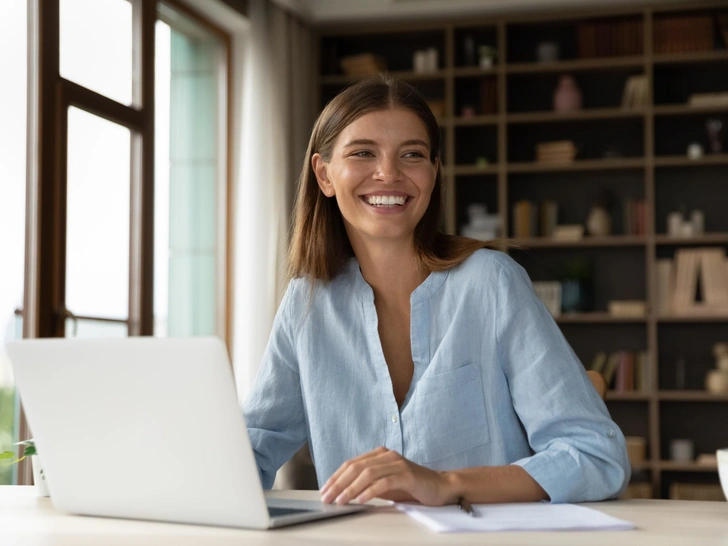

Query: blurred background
2 0 727 501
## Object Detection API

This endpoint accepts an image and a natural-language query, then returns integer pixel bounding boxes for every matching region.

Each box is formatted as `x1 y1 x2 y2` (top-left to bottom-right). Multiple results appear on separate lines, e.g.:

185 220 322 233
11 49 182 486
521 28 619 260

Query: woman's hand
320 447 455 506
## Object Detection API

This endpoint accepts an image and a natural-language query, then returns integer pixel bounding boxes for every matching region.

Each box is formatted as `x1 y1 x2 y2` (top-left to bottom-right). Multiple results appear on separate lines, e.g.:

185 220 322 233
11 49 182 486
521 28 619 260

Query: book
590 352 608 374
655 259 674 315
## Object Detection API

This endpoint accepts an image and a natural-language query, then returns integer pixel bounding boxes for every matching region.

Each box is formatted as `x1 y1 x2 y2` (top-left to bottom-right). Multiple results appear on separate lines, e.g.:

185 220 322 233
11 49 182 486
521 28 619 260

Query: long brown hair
288 74 497 282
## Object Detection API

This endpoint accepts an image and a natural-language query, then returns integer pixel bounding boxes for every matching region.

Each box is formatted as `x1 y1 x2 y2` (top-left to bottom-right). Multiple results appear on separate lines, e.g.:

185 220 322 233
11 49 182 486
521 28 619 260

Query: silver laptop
7 336 366 529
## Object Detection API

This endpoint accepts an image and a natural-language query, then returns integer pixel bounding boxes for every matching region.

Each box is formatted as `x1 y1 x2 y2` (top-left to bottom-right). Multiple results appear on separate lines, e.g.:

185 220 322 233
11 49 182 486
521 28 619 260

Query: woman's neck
351 238 427 305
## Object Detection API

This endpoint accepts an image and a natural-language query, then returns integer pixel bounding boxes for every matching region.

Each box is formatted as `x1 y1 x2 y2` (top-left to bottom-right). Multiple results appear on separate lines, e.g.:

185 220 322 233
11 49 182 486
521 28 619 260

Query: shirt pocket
413 363 489 464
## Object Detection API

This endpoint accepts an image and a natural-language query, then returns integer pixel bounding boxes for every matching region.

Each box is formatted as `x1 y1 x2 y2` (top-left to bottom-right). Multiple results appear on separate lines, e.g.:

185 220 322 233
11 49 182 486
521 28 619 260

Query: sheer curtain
231 0 314 401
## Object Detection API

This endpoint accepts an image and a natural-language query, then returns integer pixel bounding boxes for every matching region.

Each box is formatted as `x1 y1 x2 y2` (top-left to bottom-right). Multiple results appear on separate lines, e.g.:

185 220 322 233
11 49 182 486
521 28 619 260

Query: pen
457 496 477 518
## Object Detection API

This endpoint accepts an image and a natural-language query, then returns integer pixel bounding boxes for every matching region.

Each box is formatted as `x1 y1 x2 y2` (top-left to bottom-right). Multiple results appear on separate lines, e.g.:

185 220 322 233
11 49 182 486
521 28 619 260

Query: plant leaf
23 446 37 457
0 451 15 459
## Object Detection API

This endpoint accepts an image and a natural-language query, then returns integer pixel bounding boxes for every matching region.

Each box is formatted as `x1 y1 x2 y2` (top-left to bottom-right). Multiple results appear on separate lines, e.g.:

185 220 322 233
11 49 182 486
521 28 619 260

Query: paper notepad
395 502 635 533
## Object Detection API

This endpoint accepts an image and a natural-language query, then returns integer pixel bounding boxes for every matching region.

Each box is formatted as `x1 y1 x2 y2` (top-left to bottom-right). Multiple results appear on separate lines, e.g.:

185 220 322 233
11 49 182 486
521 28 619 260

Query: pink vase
553 75 582 112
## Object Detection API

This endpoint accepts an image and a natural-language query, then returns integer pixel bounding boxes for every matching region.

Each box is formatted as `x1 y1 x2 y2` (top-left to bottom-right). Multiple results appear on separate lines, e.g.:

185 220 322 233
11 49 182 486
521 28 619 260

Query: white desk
1 486 727 545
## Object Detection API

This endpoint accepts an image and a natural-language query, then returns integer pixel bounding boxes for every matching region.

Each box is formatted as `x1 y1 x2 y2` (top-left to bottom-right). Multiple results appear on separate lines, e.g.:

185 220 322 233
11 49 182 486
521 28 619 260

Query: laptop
6 336 367 529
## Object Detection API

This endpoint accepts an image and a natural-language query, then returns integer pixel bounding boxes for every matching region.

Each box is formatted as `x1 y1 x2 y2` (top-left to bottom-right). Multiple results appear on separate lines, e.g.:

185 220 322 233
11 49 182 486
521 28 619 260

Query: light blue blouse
244 249 631 503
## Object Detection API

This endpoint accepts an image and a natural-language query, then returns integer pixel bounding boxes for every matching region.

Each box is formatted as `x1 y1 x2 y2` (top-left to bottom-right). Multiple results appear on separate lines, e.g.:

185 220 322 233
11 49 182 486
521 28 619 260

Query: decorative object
586 206 611 236
706 118 724 154
719 448 728 502
559 258 593 313
552 224 584 241
0 439 49 497
413 50 427 73
625 436 646 466
478 45 496 69
669 248 728 315
687 142 704 159
666 210 706 238
461 105 475 118
670 439 695 463
426 47 438 72
706 342 728 394
460 203 501 241
532 281 562 317
621 75 648 109
553 75 582 112
536 41 560 62
536 140 576 164
607 300 647 317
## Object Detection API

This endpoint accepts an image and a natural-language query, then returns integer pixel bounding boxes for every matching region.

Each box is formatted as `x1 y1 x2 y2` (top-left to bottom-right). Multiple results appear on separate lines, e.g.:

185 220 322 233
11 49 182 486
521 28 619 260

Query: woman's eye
403 151 425 159
352 150 374 157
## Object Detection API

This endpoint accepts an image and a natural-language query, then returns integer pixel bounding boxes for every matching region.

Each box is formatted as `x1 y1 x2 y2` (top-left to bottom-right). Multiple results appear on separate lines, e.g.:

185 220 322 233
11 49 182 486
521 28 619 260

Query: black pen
457 496 478 518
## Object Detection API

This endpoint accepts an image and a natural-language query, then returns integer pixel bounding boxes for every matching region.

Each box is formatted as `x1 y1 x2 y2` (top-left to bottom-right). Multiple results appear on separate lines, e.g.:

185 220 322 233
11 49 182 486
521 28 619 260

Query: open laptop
6 336 367 529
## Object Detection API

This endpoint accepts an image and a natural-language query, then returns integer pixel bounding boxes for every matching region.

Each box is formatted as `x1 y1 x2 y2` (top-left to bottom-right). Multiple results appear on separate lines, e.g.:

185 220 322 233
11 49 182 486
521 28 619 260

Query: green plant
0 439 36 465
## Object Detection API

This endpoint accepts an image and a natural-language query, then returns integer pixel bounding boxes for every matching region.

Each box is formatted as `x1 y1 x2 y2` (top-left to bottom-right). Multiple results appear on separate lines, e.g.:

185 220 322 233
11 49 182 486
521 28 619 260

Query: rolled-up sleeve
243 282 308 489
496 259 631 503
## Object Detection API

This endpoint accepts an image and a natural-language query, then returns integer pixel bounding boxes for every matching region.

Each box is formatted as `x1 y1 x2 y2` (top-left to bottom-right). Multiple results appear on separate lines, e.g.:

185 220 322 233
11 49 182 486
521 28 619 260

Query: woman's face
312 108 438 249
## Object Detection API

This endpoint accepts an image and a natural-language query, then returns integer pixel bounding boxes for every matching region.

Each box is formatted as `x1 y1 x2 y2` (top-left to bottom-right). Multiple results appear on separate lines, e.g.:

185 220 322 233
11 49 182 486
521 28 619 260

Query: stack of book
590 350 650 393
578 18 643 58
512 199 559 238
688 92 728 108
535 141 576 164
621 75 648 110
653 15 714 54
623 198 646 235
339 54 387 78
656 248 728 316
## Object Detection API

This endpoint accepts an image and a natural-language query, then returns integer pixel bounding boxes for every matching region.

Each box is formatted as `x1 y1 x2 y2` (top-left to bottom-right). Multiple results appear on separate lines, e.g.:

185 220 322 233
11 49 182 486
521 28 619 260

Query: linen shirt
244 249 631 503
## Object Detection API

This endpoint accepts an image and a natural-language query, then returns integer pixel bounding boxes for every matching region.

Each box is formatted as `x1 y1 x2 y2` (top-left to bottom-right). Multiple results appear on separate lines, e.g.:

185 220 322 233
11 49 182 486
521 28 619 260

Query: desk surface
1 487 727 546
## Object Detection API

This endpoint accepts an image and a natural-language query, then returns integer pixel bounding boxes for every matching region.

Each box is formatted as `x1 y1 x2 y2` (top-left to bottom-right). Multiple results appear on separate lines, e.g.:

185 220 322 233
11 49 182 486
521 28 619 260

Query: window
13 0 231 485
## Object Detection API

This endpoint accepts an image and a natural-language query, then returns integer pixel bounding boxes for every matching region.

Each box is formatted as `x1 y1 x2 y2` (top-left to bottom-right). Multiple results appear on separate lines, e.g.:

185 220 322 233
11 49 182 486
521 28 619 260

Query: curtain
230 0 314 401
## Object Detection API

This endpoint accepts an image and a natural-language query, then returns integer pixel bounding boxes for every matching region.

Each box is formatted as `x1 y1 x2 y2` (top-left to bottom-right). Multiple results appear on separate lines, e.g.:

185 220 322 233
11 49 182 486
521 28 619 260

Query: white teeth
366 195 406 206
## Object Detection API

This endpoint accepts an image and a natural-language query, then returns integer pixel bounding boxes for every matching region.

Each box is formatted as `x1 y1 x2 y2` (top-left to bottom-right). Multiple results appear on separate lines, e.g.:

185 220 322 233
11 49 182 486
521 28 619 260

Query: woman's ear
312 153 335 197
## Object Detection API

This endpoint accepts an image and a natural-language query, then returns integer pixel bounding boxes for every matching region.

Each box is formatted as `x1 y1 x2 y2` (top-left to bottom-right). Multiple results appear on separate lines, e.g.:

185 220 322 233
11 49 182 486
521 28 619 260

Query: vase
553 75 582 112
31 455 50 497
586 206 611 236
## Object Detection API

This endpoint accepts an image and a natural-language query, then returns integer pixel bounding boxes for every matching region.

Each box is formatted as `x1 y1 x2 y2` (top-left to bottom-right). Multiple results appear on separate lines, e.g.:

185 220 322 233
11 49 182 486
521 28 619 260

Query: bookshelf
316 1 728 500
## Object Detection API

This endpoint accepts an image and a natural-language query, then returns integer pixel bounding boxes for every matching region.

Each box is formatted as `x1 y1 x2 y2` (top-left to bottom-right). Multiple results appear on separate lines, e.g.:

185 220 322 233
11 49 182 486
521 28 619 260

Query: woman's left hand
320 446 454 506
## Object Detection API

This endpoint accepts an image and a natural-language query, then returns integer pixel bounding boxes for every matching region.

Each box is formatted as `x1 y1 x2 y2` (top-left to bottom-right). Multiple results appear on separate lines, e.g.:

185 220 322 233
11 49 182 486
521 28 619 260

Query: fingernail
335 494 346 504
321 492 333 504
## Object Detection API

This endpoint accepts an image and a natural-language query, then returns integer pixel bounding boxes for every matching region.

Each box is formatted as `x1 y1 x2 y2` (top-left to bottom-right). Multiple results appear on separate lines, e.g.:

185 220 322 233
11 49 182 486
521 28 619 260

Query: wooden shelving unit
317 0 728 500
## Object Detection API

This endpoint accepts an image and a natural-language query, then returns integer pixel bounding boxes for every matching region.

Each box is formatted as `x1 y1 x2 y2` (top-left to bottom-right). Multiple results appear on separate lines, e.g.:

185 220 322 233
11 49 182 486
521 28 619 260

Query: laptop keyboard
268 506 317 518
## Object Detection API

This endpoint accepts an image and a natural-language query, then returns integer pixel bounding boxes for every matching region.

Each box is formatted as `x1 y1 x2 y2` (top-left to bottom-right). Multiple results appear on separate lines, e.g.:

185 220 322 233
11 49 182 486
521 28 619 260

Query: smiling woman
243 75 631 508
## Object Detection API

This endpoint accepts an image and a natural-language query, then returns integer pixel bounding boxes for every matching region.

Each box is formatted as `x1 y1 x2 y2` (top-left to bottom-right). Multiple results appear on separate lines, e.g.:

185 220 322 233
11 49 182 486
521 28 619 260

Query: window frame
20 0 232 485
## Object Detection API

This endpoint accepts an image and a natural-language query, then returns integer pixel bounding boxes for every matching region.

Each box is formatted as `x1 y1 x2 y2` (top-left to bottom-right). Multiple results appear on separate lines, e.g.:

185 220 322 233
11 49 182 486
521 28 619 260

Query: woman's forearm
441 465 549 504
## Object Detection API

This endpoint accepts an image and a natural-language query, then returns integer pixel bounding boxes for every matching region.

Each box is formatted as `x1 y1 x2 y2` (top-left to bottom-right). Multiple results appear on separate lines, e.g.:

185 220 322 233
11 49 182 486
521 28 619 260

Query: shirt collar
346 257 449 305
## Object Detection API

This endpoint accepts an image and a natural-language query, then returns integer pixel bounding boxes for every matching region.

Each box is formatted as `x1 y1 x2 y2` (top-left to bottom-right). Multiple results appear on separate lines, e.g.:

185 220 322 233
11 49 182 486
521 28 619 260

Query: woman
244 75 630 507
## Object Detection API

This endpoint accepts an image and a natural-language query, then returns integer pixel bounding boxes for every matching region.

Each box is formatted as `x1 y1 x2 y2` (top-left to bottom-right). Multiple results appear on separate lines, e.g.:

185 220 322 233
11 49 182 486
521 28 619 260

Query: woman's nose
374 156 402 182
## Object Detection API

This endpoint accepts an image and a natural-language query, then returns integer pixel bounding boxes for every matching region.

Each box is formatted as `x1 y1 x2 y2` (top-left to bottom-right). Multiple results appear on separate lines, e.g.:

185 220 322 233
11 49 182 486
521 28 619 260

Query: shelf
653 50 728 65
654 154 728 167
508 158 645 173
657 461 718 472
607 392 652 401
555 312 647 324
659 391 728 402
507 108 644 124
655 233 728 246
510 235 646 248
657 314 728 323
452 66 499 78
507 55 644 74
452 115 499 127
452 164 500 175
319 69 447 85
653 104 728 116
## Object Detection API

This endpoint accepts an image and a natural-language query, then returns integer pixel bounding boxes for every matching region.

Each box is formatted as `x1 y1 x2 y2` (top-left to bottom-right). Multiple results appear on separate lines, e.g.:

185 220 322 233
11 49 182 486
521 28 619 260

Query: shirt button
607 429 616 438
391 414 398 423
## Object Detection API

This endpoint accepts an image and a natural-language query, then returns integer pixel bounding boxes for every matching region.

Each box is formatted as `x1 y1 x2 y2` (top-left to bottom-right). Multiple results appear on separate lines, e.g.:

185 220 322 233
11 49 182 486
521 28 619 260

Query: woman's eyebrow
343 139 377 147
